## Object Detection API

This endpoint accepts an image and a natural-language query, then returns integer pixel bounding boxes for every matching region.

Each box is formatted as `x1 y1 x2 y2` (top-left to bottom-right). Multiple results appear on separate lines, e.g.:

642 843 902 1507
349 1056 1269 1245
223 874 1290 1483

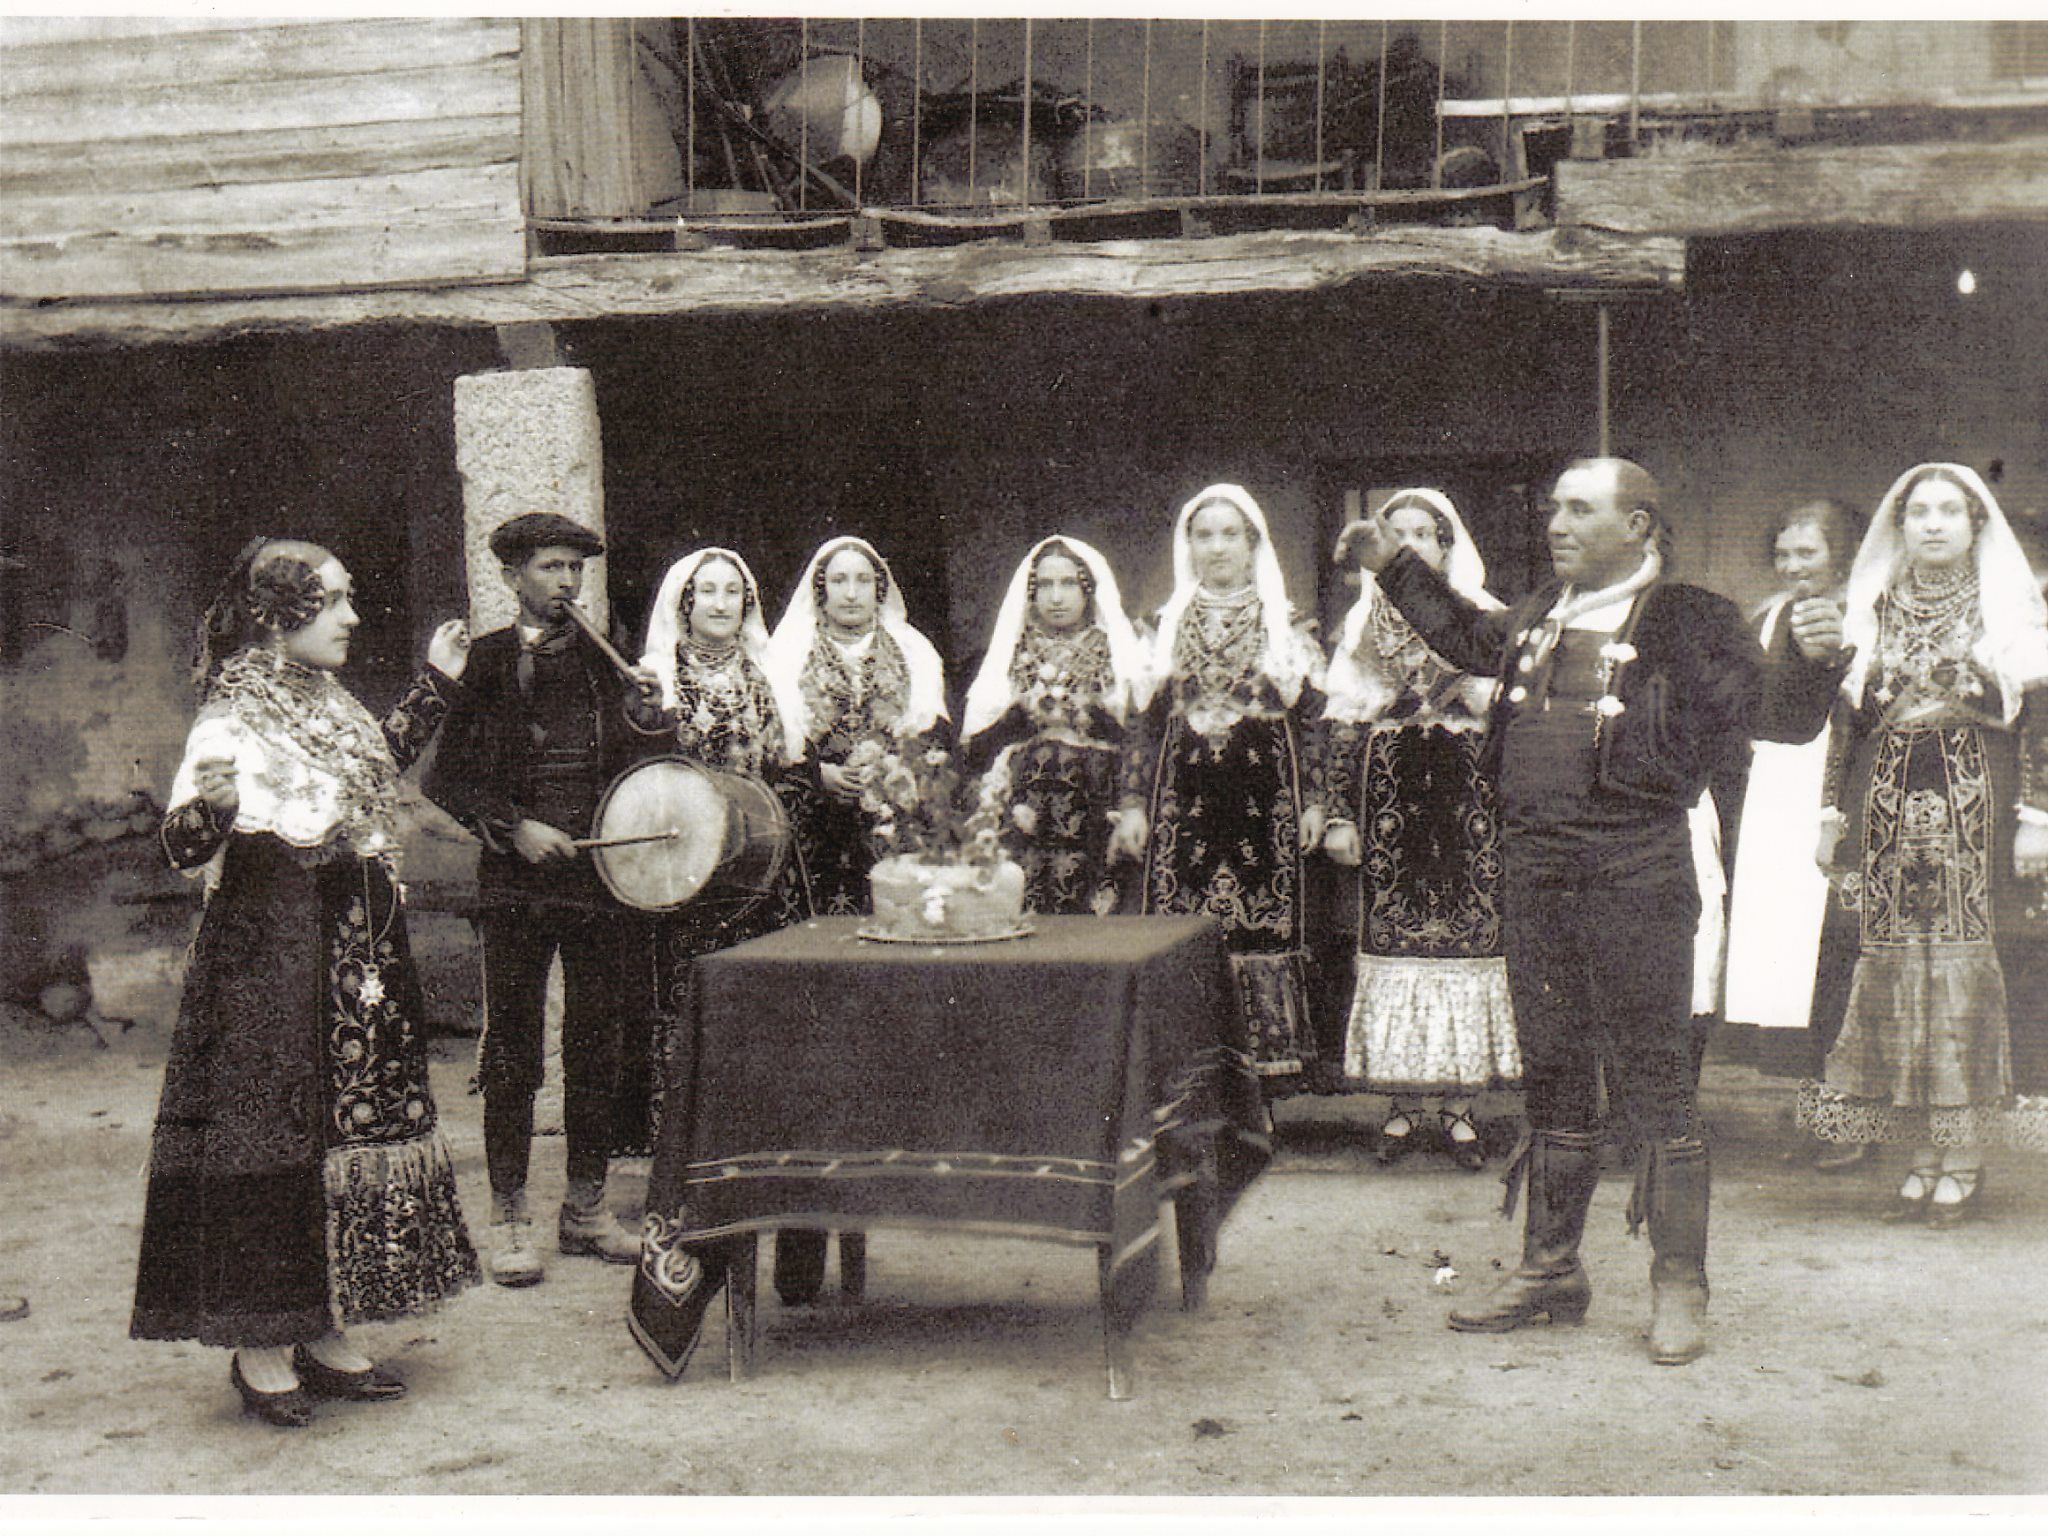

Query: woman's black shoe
1374 1116 1420 1166
1439 1110 1488 1172
1925 1169 1983 1230
231 1355 313 1428
1881 1167 1940 1223
292 1345 407 1402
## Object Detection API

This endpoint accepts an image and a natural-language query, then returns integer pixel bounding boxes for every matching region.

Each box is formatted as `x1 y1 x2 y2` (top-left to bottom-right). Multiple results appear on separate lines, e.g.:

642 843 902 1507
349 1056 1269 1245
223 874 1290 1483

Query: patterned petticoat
1798 1081 2048 1152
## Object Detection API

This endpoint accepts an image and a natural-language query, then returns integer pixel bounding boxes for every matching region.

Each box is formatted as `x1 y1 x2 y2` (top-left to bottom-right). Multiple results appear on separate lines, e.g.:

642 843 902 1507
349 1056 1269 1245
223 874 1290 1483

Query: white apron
1722 597 1834 1032
1689 790 1727 1018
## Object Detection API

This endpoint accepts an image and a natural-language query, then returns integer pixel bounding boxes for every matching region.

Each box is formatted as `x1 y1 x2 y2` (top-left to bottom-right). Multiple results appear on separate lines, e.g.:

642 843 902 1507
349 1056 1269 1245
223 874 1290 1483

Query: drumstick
573 829 685 850
558 599 642 683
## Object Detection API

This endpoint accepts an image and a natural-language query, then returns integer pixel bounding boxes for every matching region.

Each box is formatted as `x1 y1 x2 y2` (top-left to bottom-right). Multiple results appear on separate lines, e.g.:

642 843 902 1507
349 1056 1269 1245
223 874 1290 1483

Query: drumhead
591 758 730 912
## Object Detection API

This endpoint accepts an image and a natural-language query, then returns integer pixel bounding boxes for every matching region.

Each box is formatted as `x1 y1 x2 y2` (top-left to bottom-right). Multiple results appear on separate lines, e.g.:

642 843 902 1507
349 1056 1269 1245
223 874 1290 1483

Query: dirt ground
2 1005 2044 1502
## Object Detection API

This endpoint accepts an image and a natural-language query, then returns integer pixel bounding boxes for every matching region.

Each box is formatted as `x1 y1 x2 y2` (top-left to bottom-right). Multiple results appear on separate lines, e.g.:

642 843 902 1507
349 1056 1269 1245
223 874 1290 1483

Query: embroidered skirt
1801 723 2048 1151
133 842 477 1348
1335 725 1518 1093
1006 737 1124 918
1141 713 1314 1089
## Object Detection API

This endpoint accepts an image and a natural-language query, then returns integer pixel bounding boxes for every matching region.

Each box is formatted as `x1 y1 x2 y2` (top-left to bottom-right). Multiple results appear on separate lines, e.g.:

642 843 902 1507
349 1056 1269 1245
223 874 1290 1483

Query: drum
589 757 791 919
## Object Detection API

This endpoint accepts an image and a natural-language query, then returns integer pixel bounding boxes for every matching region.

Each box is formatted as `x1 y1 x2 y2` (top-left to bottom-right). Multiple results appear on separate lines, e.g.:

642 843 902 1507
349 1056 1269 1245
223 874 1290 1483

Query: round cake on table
866 855 1029 941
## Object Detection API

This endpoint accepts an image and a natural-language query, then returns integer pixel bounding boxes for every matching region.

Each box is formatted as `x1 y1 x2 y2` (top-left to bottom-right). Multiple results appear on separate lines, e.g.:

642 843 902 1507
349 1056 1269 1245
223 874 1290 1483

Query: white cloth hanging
1723 595 1836 1032
1688 789 1727 1019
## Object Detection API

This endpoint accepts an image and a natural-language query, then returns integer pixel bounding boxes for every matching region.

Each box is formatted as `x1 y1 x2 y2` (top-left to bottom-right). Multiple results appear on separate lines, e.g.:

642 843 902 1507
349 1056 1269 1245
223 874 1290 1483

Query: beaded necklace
1872 563 1988 709
1009 622 1114 734
677 637 774 775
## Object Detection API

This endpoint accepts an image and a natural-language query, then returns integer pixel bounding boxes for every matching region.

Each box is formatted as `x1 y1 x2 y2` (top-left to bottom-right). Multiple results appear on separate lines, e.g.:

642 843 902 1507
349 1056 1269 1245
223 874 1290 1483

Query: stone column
453 366 609 635
452 365 609 1139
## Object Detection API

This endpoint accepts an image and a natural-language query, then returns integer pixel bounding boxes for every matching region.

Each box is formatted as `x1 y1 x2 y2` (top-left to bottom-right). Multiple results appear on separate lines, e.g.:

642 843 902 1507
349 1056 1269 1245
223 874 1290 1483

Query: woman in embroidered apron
1800 464 2048 1224
1723 499 1867 1165
1120 485 1329 1094
764 536 950 917
131 539 478 1426
624 546 820 1374
759 535 947 1304
615 547 814 1140
1320 489 1519 1167
961 535 1149 917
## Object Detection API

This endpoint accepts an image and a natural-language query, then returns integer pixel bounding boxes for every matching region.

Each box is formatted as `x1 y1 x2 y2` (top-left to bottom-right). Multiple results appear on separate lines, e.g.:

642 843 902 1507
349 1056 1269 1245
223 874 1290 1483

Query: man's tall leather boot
1448 1129 1601 1333
1646 1137 1710 1365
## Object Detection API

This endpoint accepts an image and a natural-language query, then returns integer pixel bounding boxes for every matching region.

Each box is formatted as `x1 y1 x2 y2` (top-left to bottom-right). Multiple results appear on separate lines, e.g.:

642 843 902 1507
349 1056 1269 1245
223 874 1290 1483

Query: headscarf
1150 484 1316 707
1324 487 1503 723
1841 462 2048 724
640 547 805 763
764 535 949 746
961 534 1146 740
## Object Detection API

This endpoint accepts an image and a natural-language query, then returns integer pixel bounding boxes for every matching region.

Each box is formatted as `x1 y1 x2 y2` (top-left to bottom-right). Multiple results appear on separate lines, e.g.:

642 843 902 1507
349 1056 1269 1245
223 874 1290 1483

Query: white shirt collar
1558 594 1633 634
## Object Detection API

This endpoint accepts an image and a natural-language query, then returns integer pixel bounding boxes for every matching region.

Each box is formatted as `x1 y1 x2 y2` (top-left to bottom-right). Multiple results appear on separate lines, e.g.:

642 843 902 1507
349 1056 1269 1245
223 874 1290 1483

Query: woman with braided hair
131 538 477 1426
1800 464 2048 1223
960 535 1148 917
1320 489 1519 1168
756 535 946 1305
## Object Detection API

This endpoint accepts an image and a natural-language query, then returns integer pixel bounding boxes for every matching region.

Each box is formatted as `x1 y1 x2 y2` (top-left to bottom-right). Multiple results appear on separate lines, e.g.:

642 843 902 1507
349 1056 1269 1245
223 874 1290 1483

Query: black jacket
1376 547 1842 818
423 625 654 851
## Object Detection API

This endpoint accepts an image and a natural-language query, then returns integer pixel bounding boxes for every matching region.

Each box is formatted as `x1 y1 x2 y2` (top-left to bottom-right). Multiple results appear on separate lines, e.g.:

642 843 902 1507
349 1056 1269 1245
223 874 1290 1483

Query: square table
629 914 1271 1398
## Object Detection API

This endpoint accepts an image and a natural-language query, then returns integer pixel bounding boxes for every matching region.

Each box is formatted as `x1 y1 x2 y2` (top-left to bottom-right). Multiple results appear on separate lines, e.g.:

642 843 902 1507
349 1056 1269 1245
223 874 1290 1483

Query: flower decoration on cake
856 738 1011 870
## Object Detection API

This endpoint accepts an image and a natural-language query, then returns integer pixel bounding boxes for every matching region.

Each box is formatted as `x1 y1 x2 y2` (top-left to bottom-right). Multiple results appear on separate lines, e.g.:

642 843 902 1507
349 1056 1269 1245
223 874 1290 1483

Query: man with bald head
1341 457 1847 1365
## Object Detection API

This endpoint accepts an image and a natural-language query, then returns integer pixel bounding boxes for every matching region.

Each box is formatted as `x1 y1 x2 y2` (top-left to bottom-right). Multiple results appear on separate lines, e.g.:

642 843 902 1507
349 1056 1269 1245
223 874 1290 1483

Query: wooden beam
0 17 517 101
0 164 526 300
0 115 522 197
0 16 524 302
0 226 1685 350
1556 133 2048 237
1443 88 2048 119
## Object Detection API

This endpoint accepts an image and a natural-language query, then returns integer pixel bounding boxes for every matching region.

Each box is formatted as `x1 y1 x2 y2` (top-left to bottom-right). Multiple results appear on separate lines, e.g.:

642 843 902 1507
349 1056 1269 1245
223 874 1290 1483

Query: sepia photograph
1 7 2044 1523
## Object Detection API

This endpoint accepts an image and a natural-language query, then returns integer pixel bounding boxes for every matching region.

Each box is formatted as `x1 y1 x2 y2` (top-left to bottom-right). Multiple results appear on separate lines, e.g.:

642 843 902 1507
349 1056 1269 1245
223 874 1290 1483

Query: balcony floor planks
0 224 1683 351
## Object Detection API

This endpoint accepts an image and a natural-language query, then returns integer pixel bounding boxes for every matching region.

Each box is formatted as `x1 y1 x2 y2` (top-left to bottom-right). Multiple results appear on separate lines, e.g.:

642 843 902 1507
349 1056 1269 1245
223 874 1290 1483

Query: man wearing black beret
427 512 662 1288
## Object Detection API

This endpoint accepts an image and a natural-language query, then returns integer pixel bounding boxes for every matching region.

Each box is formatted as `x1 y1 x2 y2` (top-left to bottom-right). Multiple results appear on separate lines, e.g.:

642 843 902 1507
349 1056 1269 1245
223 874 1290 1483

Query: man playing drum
425 512 665 1288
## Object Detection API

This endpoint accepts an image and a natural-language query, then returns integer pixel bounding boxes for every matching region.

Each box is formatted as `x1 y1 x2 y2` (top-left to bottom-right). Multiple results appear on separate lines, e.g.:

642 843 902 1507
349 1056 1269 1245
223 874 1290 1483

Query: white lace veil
1149 484 1314 707
1841 462 2048 723
763 535 949 747
961 534 1146 741
1324 487 1503 723
639 547 804 764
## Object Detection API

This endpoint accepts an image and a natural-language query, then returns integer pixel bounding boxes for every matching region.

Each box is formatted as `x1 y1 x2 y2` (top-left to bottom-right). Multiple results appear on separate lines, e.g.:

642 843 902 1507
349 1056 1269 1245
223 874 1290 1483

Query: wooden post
726 1236 759 1382
1597 301 1612 459
1098 1244 1136 1401
1020 19 1033 208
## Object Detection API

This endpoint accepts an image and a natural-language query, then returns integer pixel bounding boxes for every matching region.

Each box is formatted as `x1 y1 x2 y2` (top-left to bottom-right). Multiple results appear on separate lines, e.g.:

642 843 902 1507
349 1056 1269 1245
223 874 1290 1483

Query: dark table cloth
630 914 1270 1381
